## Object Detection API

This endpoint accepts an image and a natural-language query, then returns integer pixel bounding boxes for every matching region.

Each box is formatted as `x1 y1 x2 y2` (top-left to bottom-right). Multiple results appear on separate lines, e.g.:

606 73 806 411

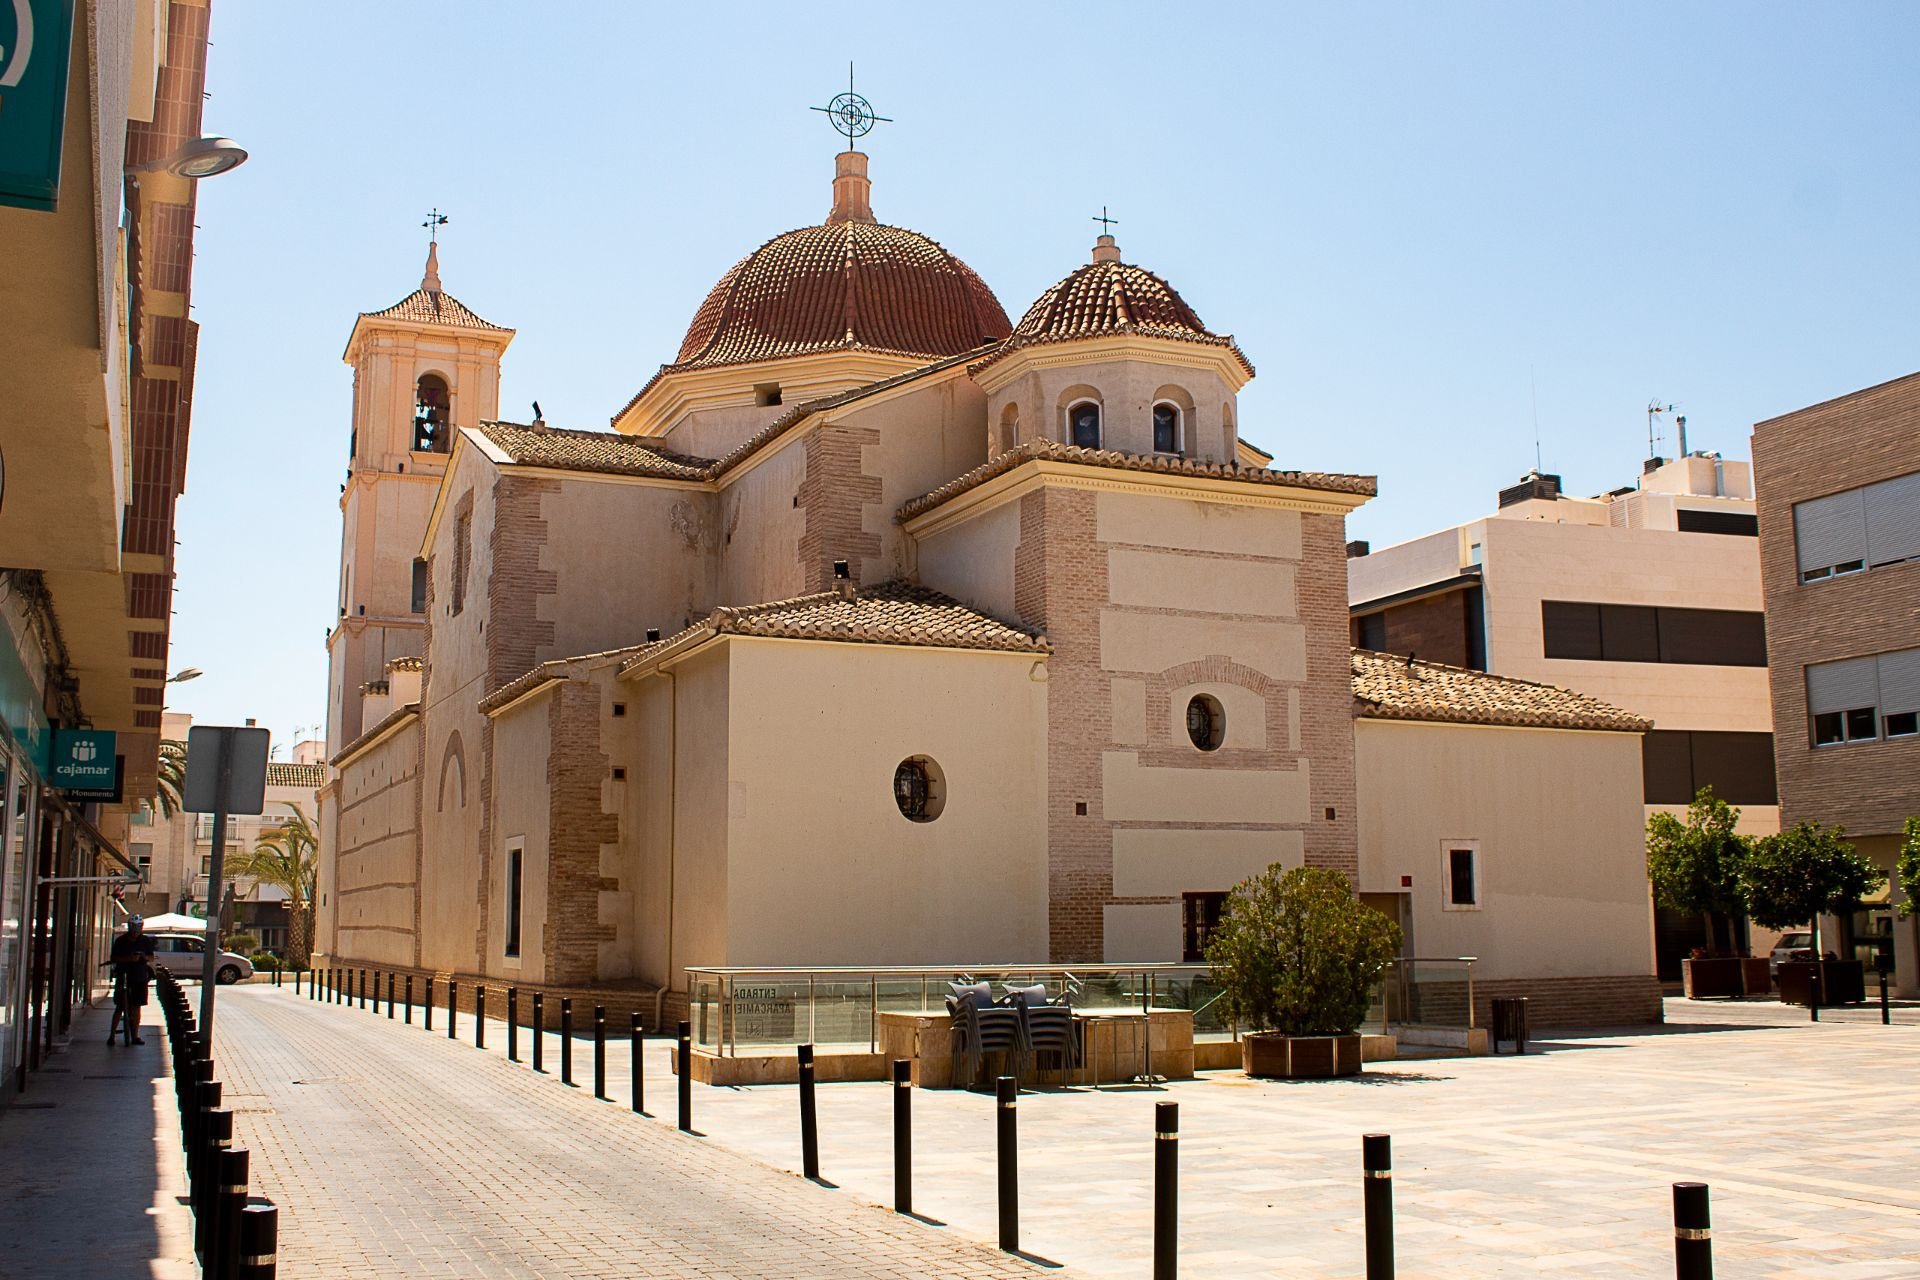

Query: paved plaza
26 983 1911 1278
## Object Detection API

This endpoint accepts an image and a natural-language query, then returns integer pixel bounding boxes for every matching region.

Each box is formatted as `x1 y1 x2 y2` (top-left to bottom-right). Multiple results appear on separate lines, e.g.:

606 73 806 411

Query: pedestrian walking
103 915 158 1045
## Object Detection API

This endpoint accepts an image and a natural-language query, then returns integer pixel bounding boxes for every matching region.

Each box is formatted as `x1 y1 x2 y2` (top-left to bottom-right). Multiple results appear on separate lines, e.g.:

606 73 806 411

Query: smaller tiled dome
993 236 1253 377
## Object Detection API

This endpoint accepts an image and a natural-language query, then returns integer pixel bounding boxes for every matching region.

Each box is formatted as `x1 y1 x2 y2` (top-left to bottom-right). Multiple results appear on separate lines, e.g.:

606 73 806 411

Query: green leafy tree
1205 865 1402 1036
233 804 319 969
153 739 187 818
1740 821 1885 936
1645 787 1751 957
1897 817 1920 920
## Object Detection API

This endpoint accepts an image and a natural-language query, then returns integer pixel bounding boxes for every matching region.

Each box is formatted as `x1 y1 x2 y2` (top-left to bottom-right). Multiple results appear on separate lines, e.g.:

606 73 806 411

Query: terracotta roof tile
973 258 1253 377
362 287 508 332
709 582 1047 652
477 421 714 480
898 440 1377 523
616 222 1010 420
1351 649 1651 733
387 656 423 671
266 762 324 789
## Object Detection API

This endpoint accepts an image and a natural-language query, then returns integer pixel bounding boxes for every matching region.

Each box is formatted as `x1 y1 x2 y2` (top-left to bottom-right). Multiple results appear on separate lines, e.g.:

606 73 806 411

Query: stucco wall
327 720 421 967
915 498 1021 624
1356 718 1655 983
986 356 1239 464
719 638 1048 966
485 689 555 984
665 645 732 974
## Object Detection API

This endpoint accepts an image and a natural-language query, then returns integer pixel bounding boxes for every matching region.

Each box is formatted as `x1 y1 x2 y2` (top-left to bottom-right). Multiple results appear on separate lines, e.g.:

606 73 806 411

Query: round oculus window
1186 694 1225 751
893 756 946 822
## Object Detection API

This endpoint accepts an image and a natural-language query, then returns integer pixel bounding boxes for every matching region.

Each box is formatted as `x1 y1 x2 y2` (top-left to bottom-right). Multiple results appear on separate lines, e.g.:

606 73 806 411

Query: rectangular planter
1778 960 1866 1006
1242 1032 1363 1079
1681 957 1745 999
1740 957 1772 996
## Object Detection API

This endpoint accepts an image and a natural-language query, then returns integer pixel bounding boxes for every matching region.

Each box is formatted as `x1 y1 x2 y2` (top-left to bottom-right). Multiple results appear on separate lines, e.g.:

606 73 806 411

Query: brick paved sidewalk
0 1002 197 1280
214 986 1071 1278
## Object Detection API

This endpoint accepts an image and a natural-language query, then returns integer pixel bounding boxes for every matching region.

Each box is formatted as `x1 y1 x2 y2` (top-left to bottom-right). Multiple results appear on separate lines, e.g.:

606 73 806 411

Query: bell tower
326 240 514 756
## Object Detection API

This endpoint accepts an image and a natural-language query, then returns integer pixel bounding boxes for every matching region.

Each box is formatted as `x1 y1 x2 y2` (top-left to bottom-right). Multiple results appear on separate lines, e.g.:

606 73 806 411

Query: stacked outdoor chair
1005 983 1078 1085
946 981 1023 1091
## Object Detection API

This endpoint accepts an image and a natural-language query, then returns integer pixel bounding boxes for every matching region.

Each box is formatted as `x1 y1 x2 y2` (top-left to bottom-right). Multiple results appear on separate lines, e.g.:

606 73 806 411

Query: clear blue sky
166 2 1920 748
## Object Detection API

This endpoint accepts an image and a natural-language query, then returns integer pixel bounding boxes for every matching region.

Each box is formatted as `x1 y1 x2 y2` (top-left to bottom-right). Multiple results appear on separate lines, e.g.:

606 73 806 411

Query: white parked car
150 932 255 984
1767 931 1816 980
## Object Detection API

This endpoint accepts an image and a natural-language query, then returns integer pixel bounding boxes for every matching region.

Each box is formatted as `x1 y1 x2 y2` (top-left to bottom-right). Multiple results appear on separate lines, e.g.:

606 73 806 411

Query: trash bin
1491 996 1529 1054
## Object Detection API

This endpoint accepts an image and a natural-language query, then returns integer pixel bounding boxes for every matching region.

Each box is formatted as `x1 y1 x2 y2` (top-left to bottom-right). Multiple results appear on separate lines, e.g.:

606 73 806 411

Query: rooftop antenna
1646 400 1674 461
1530 365 1542 474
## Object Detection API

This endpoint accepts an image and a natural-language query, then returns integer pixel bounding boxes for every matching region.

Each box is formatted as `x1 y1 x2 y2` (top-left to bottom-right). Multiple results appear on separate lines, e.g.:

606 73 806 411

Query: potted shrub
1742 821 1884 1007
1646 788 1758 997
1206 865 1401 1079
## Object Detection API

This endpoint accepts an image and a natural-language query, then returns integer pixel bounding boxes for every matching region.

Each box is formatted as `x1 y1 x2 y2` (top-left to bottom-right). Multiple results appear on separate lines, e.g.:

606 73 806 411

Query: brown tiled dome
1013 257 1216 344
670 221 1012 373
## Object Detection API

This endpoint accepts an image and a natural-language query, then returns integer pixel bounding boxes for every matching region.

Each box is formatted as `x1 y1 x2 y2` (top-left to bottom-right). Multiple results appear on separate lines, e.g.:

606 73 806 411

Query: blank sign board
182 725 271 815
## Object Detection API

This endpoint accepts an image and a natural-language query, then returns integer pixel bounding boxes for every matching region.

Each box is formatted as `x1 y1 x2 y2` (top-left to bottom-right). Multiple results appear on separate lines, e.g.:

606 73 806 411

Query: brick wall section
797 424 883 591
1299 513 1360 876
1752 370 1920 836
1016 487 1110 961
487 476 561 688
1471 975 1664 1029
545 680 621 986
1351 588 1475 670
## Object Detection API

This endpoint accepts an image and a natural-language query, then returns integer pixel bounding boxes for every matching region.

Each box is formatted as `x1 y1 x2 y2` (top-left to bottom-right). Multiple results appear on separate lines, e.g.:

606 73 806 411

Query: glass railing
683 957 1476 1056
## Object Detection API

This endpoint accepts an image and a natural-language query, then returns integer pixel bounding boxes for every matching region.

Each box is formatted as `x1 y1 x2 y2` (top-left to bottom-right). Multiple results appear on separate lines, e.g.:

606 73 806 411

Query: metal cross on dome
422 208 448 244
812 63 892 151
1092 206 1120 235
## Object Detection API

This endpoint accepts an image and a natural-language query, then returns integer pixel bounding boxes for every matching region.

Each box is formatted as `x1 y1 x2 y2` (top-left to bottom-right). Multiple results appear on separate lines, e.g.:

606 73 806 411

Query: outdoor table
1075 1010 1153 1089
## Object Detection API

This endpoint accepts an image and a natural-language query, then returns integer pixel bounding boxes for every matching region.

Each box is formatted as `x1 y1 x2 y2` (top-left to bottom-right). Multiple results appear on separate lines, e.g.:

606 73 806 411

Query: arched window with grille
1153 402 1182 454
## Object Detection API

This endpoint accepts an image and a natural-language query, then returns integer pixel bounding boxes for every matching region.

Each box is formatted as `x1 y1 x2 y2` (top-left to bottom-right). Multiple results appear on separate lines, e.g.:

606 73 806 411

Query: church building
316 141 1664 1030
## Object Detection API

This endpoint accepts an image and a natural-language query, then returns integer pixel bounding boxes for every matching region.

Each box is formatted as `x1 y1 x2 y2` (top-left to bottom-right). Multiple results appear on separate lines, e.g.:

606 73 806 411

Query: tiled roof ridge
329 701 421 768
477 420 715 480
361 287 509 333
265 761 325 789
897 440 1378 523
1350 647 1652 733
477 640 661 716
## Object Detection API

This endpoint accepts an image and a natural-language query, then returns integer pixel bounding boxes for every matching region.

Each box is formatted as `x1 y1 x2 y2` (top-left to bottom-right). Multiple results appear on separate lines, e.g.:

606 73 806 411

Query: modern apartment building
1752 371 1920 996
1348 454 1778 976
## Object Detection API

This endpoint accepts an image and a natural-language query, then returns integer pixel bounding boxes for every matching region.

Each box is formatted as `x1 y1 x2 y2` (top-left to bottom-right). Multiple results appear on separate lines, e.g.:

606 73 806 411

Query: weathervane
422 207 449 244
812 62 892 152
1092 206 1119 235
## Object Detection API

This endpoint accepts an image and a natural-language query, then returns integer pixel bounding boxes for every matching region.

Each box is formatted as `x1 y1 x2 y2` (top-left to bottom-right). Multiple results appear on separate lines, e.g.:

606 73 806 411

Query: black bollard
1363 1133 1394 1280
532 993 546 1072
892 1058 912 1215
295 967 302 997
1880 958 1892 1026
798 1043 820 1179
508 988 520 1062
387 972 395 1019
996 1076 1019 1253
677 1020 692 1132
359 968 366 1010
561 999 575 1085
641 1013 656 1113
475 986 487 1049
196 1108 232 1262
371 970 381 1015
1155 1101 1178 1280
447 980 458 1040
273 961 280 988
237 1201 278 1280
1809 964 1821 1023
425 977 434 1032
1673 1182 1712 1279
404 975 413 1024
594 1006 607 1099
216 1144 250 1279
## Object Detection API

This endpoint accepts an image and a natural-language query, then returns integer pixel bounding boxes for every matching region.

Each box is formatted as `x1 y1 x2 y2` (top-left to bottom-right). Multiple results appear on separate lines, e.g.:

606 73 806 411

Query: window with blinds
1541 601 1766 666
1795 471 1920 581
1806 647 1920 746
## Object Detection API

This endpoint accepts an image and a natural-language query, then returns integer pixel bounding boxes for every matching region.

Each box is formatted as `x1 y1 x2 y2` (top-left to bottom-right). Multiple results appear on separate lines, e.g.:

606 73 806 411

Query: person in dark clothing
105 916 158 1045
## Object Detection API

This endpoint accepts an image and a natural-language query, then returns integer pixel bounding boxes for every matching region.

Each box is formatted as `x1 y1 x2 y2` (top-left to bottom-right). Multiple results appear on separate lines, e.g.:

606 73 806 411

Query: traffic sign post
184 725 271 1052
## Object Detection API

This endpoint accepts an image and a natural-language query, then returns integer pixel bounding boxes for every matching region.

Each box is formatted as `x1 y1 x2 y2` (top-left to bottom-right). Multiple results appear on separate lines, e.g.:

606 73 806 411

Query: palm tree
153 739 187 817
233 804 319 969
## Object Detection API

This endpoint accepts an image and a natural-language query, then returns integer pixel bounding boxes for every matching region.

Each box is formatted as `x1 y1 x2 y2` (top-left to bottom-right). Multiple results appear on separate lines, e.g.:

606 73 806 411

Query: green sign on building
0 0 77 212
51 728 119 801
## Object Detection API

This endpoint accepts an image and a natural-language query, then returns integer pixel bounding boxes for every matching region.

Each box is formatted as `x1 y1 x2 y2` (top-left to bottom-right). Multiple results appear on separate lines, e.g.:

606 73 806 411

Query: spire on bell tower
420 207 449 291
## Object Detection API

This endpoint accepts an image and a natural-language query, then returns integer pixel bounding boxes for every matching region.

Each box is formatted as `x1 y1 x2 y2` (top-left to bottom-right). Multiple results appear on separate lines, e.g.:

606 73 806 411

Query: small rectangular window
1844 707 1878 742
1182 892 1227 963
1541 601 1603 660
1445 845 1480 910
1598 604 1661 663
411 558 428 614
504 845 523 959
1813 712 1845 746
1676 509 1759 536
1885 711 1919 738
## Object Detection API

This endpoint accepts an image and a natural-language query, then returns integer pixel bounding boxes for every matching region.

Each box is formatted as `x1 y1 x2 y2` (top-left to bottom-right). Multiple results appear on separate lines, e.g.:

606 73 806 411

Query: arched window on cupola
1152 402 1182 455
413 373 451 453
1067 400 1102 450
